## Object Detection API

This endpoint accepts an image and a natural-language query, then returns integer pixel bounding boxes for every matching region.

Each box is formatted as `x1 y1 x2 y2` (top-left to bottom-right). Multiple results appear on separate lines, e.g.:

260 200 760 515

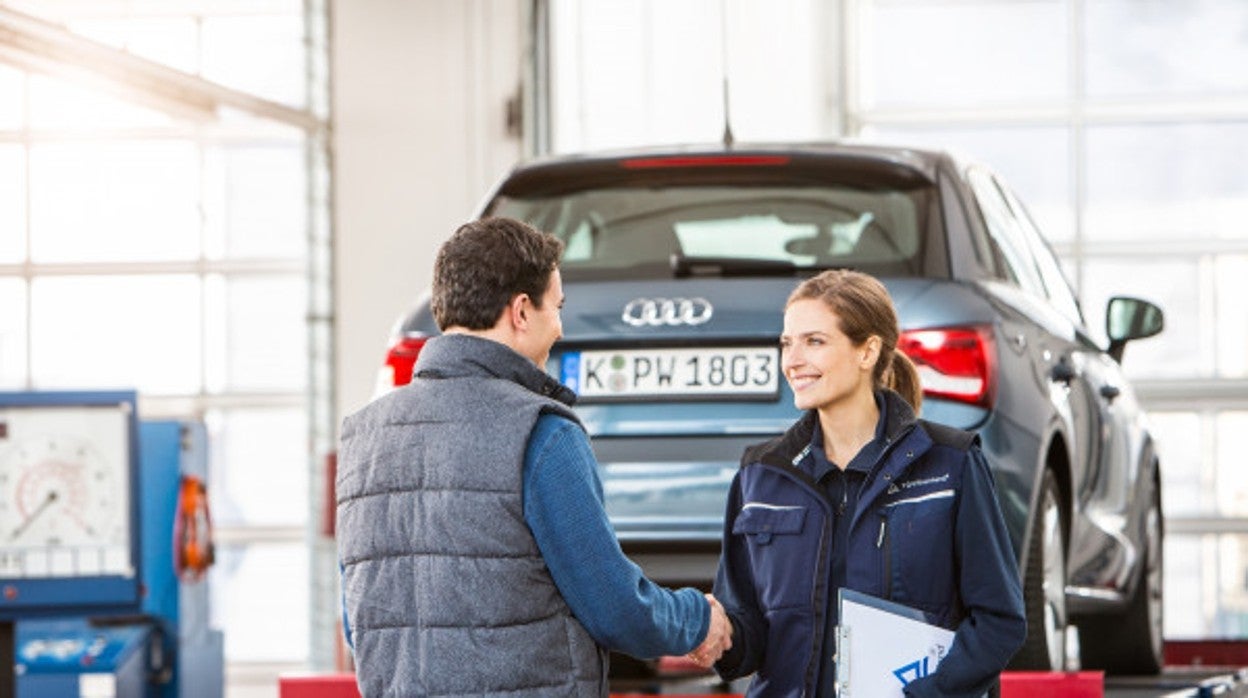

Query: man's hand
687 593 733 668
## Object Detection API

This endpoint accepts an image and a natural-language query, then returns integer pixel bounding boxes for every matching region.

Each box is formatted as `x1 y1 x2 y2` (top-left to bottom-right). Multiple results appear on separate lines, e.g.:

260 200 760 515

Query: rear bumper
619 538 721 590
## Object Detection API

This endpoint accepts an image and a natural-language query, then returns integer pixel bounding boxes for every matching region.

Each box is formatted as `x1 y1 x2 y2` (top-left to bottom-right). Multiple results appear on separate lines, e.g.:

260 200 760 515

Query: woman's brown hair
787 269 923 411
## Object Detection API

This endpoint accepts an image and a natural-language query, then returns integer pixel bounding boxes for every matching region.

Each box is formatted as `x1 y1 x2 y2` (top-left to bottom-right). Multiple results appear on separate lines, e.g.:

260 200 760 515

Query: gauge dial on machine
0 404 133 579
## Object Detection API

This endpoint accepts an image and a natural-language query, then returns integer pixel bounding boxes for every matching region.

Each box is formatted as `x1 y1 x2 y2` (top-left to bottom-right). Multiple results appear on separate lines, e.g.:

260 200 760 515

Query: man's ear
508 293 529 329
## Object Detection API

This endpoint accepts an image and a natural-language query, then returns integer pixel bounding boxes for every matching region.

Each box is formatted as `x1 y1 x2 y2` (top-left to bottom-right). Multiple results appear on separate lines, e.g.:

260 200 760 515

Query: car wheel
1009 469 1067 670
1078 478 1164 675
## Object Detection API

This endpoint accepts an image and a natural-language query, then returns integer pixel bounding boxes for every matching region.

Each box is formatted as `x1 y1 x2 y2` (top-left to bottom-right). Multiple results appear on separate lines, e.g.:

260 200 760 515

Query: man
337 217 731 697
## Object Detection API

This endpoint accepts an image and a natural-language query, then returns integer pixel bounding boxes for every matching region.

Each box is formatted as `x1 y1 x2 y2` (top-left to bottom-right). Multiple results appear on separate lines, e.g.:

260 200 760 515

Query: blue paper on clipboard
835 588 955 698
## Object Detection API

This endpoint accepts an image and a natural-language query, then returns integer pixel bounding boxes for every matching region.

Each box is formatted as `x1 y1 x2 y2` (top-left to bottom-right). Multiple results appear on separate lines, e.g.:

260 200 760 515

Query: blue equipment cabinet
16 619 150 697
0 391 223 698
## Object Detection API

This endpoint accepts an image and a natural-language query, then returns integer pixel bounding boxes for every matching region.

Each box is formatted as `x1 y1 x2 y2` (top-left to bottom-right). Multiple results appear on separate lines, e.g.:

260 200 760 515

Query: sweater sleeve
523 413 710 659
904 447 1027 698
339 560 353 650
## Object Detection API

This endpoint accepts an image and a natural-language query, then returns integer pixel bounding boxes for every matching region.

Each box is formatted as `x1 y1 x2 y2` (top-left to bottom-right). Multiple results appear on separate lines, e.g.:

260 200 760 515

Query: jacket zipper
808 514 830 698
756 433 926 695
748 462 833 697
878 513 892 600
747 414 928 692
846 423 916 533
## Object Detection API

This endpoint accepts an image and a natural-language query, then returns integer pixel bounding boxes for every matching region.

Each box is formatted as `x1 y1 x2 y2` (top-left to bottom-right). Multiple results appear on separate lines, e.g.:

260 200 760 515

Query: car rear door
997 181 1147 595
964 166 1112 547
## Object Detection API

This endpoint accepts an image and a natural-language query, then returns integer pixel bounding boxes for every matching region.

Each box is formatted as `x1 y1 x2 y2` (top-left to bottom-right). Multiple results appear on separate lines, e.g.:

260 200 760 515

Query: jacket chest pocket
883 490 956 608
734 503 807 543
733 503 812 610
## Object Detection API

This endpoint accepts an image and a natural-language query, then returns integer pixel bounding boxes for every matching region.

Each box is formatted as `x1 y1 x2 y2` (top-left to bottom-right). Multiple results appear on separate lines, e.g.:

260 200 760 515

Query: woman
709 269 1026 697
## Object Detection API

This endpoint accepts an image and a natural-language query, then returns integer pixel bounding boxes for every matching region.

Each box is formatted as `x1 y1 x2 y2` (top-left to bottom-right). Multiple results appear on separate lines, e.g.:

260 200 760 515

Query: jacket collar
878 388 919 445
412 334 577 407
746 389 936 528
850 392 936 529
750 389 920 470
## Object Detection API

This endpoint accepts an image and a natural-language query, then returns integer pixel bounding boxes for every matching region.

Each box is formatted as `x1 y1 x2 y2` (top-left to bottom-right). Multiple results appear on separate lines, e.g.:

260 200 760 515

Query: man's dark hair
431 217 565 331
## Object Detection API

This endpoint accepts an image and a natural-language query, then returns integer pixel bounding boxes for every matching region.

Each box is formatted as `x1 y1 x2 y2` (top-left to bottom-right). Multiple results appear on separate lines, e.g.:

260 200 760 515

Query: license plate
560 347 780 400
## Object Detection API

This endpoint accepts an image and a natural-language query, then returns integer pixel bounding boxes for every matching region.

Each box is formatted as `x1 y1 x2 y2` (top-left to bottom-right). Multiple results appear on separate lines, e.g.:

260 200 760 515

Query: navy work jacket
713 390 1026 697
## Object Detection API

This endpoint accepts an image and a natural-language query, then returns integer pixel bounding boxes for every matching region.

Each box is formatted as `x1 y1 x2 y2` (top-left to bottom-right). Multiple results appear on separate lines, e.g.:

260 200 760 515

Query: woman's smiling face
780 298 876 412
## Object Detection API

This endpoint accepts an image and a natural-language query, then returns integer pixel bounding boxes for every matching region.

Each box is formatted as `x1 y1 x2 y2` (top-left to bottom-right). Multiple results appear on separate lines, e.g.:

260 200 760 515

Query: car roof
492 141 952 198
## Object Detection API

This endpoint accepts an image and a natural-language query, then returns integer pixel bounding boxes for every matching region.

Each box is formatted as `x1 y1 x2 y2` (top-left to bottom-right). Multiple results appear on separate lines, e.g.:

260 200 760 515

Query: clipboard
835 588 955 698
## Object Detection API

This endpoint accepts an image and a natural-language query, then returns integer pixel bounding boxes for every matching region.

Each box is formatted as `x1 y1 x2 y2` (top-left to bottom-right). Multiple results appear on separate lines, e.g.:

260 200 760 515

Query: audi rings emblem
621 297 714 327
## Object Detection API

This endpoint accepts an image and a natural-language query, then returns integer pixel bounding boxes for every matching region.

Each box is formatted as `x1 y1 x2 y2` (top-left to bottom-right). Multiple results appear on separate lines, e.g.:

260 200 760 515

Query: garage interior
0 1 1246 696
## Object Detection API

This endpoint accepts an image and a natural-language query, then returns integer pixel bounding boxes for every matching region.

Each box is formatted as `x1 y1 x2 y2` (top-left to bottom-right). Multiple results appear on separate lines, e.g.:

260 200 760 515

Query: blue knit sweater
524 413 709 657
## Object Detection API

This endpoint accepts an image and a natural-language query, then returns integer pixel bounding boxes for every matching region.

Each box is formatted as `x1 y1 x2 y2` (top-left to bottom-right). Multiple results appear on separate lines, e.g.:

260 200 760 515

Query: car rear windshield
488 184 931 280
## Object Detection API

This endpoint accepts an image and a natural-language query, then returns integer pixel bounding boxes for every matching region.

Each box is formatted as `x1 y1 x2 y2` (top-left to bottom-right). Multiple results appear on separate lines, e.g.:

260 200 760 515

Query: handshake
686 594 734 668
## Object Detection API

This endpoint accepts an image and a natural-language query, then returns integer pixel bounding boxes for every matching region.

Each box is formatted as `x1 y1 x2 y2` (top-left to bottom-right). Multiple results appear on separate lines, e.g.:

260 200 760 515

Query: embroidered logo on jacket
886 472 950 495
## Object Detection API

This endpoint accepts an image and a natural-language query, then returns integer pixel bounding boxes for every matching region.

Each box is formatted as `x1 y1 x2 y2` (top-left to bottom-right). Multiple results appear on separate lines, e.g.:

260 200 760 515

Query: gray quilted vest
337 334 608 697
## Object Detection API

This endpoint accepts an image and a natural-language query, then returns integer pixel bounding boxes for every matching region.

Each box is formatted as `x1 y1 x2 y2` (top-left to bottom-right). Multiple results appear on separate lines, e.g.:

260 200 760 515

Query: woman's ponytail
883 350 923 412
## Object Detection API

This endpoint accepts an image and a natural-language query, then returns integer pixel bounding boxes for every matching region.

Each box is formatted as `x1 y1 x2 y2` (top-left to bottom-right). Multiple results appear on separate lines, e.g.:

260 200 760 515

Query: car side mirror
1106 296 1164 363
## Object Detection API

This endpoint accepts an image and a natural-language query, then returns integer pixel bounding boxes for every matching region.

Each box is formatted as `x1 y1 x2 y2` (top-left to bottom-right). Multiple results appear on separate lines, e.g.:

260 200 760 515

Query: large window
0 0 328 691
862 0 1248 642
547 0 1248 642
549 0 832 151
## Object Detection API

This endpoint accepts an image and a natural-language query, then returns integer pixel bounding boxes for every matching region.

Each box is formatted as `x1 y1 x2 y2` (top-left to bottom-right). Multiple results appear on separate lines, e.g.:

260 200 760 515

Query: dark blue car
379 143 1165 675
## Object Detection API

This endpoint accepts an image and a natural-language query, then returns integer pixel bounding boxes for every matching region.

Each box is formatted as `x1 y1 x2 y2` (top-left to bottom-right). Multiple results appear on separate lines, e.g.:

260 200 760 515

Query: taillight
897 326 995 408
381 335 429 387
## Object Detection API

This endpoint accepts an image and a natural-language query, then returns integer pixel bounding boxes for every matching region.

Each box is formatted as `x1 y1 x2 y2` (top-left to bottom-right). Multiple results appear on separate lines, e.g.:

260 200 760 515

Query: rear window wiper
670 253 800 278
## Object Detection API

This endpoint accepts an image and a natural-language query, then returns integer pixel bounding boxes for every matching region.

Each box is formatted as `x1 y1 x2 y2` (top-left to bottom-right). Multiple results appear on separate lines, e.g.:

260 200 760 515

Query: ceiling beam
0 6 322 132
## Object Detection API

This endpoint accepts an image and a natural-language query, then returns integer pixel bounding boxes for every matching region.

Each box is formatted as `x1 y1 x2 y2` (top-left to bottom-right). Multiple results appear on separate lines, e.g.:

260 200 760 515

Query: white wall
332 0 526 420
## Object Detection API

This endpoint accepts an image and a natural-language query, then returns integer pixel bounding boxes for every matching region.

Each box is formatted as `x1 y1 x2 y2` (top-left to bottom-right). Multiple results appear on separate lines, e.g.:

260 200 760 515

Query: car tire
1009 469 1067 671
1077 478 1164 675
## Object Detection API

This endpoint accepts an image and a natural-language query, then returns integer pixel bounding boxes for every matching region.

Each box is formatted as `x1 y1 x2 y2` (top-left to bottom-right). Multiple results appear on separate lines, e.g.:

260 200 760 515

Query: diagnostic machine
0 390 223 697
